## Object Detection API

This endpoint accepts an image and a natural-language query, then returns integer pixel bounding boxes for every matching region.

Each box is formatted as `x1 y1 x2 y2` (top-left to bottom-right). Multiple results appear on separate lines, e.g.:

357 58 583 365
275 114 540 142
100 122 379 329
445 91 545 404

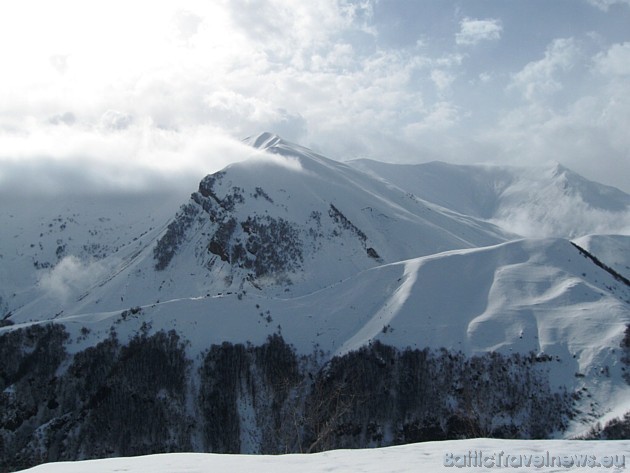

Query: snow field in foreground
18 439 629 473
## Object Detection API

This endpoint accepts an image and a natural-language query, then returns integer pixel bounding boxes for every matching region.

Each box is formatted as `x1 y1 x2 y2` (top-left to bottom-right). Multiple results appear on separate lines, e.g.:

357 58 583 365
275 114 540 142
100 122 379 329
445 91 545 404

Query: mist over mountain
349 159 630 238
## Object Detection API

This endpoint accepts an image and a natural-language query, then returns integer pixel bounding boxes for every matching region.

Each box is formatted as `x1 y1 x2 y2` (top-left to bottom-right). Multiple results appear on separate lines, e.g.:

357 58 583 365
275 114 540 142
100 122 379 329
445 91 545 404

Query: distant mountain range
349 158 630 238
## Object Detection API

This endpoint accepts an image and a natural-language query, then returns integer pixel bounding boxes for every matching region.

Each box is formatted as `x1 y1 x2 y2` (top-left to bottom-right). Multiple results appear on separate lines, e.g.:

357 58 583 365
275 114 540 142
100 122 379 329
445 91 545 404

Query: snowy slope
574 234 630 279
0 192 185 321
348 159 630 238
16 438 630 473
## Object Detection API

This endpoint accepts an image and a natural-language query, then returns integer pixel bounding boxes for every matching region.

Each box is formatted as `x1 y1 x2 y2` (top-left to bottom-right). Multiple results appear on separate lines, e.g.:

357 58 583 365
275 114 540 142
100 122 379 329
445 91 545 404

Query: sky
0 0 629 195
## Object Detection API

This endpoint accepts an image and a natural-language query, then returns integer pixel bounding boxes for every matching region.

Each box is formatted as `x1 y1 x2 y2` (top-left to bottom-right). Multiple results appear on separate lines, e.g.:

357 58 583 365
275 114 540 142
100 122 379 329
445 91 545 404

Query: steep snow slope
574 234 630 279
348 159 630 238
16 439 630 473
48 238 630 357
8 134 513 321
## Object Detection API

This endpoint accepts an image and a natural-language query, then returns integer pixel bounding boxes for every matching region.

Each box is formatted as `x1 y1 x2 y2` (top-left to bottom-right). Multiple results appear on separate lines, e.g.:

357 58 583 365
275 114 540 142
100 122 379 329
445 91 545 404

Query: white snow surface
17 439 630 473
574 234 630 279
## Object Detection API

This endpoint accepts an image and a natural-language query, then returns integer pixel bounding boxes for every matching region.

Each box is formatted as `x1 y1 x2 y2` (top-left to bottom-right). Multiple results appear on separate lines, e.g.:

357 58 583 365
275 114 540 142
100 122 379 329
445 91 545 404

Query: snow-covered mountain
5 133 513 321
348 159 630 238
4 134 629 323
1 133 630 470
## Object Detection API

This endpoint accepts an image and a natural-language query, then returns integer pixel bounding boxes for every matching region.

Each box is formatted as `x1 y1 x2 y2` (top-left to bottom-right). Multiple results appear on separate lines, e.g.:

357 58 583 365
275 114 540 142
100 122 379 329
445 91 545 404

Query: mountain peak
244 132 284 150
550 161 568 176
240 133 338 174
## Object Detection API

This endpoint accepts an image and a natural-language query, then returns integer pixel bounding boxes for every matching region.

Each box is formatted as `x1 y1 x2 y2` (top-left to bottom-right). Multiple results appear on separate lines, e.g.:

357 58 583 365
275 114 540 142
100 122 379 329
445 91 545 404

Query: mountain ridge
7 133 516 320
348 158 630 237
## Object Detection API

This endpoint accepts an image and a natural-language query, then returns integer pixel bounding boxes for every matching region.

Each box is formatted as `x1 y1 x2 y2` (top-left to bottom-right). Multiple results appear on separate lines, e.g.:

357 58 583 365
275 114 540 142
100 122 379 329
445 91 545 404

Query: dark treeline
1 324 575 471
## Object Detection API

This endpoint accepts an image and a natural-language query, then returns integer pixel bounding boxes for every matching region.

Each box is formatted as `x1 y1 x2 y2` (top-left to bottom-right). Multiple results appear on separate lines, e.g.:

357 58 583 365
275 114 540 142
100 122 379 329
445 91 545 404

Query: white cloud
0 1 392 190
0 1 628 197
509 38 580 101
478 72 493 83
431 69 455 92
39 256 111 301
587 0 630 11
492 194 630 238
0 124 257 195
48 112 76 126
0 1 466 178
404 102 461 135
594 42 630 75
484 45 630 194
465 37 629 193
311 43 356 71
100 110 134 131
223 0 375 65
49 55 69 74
249 149 305 173
456 18 503 46
171 9 203 42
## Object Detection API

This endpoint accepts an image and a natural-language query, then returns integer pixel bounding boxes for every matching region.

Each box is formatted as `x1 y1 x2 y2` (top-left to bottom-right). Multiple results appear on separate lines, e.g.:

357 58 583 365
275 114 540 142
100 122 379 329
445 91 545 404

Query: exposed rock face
153 170 306 286
151 163 381 292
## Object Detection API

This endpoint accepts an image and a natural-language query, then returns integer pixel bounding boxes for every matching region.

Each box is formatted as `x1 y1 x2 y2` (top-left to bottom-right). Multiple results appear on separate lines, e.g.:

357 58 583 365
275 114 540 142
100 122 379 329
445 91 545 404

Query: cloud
0 1 467 180
404 102 461 135
0 124 258 196
431 69 455 92
49 55 69 74
586 0 630 10
455 18 503 46
0 1 392 192
100 110 134 131
248 149 305 173
479 39 630 194
39 256 111 302
0 1 628 197
171 9 203 42
493 199 630 238
224 0 375 63
508 38 580 101
48 112 76 126
594 41 630 75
